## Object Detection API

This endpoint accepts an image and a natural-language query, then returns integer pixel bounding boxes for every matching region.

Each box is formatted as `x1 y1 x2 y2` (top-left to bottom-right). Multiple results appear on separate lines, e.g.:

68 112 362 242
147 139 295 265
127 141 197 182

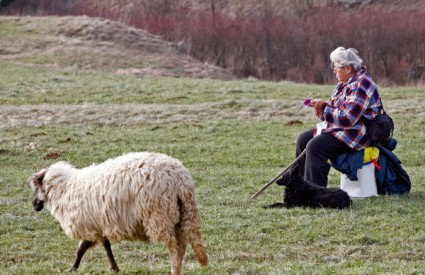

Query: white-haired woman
291 47 383 187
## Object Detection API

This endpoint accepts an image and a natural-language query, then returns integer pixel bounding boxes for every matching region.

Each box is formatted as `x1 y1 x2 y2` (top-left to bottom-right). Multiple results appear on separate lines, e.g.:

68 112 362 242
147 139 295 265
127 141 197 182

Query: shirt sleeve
321 81 370 127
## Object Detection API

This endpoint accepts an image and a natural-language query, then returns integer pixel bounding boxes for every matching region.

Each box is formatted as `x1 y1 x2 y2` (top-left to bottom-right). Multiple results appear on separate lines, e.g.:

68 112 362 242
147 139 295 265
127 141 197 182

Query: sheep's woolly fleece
37 152 199 242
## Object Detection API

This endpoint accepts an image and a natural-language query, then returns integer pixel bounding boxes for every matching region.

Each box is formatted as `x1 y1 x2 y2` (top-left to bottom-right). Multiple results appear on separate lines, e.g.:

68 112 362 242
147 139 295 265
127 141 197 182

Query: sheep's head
29 169 47 211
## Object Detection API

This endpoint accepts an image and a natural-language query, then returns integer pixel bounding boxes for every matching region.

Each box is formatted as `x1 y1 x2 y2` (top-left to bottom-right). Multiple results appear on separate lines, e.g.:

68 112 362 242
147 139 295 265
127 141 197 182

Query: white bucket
340 162 378 198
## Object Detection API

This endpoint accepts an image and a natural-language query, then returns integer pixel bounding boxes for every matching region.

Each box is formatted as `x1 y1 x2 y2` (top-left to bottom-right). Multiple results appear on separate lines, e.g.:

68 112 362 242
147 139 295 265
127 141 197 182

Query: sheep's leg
69 240 93 272
166 235 181 275
103 239 120 272
175 227 187 269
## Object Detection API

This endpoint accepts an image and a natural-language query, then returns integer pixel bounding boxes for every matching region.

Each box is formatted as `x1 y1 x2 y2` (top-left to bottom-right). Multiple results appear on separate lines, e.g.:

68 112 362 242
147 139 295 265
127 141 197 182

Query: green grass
1 60 425 274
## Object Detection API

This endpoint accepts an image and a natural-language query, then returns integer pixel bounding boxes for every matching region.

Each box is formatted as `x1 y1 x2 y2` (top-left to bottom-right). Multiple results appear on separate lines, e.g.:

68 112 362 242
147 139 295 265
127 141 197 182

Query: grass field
1 59 425 274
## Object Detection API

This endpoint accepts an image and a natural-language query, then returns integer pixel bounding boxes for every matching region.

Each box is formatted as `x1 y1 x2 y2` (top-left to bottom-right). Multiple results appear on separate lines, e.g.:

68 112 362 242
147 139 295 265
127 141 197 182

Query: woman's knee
305 136 323 154
296 128 315 148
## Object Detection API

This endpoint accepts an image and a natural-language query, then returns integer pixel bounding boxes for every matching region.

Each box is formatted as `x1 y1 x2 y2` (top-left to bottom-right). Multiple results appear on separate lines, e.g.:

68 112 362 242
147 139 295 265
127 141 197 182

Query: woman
295 47 382 187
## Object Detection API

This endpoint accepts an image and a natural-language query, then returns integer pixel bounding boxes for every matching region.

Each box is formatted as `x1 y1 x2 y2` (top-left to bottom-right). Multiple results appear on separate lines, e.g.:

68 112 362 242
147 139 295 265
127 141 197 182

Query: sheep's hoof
110 265 120 273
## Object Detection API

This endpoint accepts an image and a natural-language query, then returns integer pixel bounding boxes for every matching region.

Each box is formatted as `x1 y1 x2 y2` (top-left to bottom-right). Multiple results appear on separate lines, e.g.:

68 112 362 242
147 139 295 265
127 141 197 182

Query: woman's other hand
310 99 327 117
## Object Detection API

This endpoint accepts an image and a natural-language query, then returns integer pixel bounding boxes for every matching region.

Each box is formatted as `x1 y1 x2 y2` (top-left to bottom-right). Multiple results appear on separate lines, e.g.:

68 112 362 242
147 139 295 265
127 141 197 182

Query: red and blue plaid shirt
319 66 383 150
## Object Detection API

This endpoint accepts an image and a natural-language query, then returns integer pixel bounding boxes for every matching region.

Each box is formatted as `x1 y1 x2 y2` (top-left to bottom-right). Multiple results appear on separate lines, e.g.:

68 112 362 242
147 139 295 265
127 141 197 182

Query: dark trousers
296 128 355 187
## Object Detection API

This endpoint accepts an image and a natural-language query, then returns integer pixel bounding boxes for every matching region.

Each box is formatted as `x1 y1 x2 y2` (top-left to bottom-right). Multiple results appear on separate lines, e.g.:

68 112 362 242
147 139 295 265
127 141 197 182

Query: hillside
0 16 234 80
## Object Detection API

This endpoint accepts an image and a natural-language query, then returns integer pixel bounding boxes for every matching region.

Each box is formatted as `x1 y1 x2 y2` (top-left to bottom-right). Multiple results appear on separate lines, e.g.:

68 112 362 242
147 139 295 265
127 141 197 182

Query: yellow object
364 147 379 164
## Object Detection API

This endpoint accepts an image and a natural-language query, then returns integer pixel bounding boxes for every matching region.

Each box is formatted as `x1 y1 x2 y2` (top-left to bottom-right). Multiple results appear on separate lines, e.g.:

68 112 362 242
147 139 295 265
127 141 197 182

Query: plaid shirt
319 66 383 150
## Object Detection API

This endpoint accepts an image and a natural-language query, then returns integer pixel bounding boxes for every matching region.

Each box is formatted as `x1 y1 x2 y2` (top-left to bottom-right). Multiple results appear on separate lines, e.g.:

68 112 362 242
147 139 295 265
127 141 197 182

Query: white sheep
29 152 208 274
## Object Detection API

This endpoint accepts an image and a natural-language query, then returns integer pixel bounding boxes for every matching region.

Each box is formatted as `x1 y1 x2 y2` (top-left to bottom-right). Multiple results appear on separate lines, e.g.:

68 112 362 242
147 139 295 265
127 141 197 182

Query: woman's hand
310 99 327 117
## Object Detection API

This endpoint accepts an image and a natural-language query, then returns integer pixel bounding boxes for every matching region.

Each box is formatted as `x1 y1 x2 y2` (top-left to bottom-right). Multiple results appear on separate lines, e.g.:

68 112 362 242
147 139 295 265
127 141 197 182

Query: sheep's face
29 169 47 211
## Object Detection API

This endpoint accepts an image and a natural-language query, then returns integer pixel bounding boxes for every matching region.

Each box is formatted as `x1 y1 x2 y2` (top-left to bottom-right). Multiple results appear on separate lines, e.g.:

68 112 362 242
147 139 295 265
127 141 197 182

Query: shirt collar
347 65 367 84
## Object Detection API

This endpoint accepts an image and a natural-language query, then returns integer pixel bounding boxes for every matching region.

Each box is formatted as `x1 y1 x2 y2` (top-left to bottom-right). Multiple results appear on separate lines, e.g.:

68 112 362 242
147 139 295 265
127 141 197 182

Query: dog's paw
262 202 285 209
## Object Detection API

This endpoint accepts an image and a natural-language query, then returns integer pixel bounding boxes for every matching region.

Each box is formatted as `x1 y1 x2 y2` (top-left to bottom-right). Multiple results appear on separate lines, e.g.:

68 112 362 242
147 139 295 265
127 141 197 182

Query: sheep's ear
32 169 46 188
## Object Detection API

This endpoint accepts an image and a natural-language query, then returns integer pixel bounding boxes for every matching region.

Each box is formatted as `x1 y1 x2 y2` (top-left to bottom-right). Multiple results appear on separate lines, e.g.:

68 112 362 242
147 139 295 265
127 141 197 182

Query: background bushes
2 0 425 85
130 6 425 85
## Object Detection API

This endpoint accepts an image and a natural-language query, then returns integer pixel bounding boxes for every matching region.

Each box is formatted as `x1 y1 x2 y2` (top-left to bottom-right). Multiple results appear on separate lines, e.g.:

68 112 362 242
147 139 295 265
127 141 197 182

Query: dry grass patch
0 16 234 79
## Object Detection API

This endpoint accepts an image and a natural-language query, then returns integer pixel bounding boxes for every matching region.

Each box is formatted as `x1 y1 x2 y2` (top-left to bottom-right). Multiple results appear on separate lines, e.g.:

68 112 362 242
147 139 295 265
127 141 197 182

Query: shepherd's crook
250 149 306 200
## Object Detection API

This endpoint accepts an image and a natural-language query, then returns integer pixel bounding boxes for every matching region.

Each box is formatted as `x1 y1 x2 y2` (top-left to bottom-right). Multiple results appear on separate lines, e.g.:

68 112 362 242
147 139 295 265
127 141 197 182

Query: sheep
29 152 208 274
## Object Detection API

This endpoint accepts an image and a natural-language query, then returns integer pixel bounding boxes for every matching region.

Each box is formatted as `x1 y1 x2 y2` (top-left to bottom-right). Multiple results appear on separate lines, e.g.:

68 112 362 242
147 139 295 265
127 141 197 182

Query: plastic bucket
340 162 378 198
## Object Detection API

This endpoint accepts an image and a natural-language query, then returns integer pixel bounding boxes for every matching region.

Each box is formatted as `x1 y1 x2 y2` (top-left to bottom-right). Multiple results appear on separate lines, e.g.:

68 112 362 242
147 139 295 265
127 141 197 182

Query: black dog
264 166 351 209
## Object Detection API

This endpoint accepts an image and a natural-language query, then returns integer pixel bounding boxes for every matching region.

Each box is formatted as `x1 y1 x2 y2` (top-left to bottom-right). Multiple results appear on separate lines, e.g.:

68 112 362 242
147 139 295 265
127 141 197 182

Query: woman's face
333 64 353 83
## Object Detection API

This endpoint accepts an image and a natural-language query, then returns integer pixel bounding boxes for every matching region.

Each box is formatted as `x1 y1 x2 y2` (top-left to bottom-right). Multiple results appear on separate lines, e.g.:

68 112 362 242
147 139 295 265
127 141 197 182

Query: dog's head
276 165 301 187
29 169 47 211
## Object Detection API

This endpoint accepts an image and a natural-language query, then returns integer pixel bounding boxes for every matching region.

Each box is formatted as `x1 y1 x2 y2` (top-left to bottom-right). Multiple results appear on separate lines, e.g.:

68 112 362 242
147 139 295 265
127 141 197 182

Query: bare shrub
2 1 425 85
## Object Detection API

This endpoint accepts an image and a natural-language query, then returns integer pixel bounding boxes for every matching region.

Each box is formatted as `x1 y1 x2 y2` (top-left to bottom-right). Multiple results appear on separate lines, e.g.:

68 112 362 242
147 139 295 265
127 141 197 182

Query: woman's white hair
330 47 363 70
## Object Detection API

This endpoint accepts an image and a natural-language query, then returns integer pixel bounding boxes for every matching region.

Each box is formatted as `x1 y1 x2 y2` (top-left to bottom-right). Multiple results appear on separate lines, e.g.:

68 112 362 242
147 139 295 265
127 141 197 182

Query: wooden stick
250 149 306 200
